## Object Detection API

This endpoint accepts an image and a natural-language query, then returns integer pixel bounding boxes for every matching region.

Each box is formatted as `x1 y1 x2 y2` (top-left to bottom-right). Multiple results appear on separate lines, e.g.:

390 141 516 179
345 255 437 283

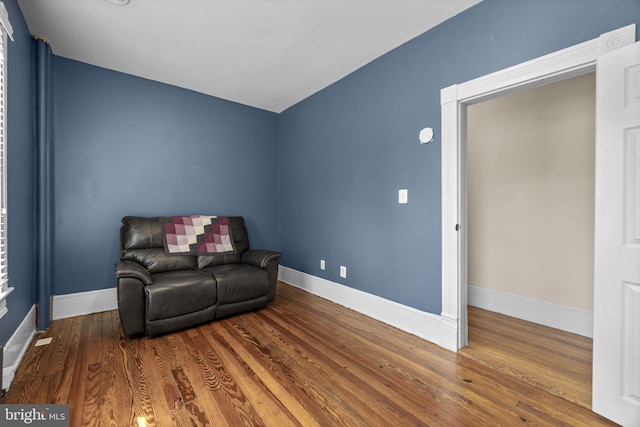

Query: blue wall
52 59 279 295
1 0 36 345
277 0 640 314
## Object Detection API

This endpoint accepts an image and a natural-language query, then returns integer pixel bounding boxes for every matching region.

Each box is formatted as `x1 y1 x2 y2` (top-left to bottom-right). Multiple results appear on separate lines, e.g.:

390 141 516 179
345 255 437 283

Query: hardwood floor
460 305 593 410
4 282 615 426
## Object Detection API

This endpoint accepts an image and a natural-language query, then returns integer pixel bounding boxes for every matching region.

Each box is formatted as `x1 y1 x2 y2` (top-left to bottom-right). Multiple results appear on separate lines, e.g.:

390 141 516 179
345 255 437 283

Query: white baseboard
3 305 36 390
52 287 118 320
467 285 593 338
278 266 443 347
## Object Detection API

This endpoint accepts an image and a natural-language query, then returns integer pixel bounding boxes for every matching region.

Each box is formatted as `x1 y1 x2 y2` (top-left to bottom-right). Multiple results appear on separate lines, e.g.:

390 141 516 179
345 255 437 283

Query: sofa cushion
202 264 268 304
121 216 196 273
121 216 164 249
146 270 217 321
197 216 250 268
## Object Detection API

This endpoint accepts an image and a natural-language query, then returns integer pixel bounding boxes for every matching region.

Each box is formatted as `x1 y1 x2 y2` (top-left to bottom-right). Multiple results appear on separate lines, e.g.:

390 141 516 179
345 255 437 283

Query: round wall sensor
419 127 434 144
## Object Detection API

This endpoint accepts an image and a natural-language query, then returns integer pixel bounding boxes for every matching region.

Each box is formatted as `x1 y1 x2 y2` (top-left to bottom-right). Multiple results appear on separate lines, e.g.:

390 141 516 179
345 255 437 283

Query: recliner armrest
242 249 282 269
115 260 154 285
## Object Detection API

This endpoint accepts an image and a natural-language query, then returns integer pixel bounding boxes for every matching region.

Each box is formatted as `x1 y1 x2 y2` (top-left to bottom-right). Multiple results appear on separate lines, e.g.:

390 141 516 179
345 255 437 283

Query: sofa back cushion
121 216 196 273
120 215 251 272
197 216 250 269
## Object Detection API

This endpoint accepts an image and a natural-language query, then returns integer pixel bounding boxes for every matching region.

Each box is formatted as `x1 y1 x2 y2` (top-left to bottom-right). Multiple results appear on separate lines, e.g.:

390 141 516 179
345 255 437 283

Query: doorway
439 24 636 353
465 73 596 325
460 73 596 408
439 24 639 425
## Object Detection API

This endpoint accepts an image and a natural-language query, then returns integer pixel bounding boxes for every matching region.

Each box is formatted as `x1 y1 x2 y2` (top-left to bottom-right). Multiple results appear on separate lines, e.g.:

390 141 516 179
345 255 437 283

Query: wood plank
3 282 614 426
141 335 185 425
112 311 137 426
67 312 93 426
81 311 104 427
99 310 119 426
122 330 159 426
151 333 213 425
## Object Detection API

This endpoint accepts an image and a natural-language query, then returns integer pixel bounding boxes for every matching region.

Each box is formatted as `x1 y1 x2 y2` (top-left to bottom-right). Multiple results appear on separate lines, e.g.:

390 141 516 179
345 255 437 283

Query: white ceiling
17 0 482 113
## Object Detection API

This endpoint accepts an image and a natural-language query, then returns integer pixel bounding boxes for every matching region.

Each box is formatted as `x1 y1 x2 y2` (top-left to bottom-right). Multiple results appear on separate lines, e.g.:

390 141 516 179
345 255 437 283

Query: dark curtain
35 39 53 331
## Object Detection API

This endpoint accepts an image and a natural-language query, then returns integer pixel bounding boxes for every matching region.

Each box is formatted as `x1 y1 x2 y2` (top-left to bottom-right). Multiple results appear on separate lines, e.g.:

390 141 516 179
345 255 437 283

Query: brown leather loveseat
114 215 281 337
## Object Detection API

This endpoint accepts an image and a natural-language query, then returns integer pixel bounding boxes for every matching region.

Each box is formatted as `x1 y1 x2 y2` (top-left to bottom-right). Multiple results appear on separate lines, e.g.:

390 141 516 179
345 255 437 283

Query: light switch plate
399 189 408 204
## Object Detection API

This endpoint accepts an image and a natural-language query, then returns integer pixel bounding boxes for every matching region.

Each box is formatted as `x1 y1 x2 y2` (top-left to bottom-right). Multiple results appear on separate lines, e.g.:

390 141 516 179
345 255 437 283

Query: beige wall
467 73 595 311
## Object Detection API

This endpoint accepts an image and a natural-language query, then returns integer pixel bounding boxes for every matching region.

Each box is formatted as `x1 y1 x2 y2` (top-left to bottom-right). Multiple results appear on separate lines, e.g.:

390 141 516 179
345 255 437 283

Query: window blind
0 29 6 294
0 1 12 318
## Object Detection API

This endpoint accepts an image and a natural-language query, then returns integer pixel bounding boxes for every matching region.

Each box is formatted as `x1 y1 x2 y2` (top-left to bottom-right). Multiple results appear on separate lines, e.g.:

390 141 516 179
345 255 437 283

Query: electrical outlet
340 265 347 278
320 259 325 270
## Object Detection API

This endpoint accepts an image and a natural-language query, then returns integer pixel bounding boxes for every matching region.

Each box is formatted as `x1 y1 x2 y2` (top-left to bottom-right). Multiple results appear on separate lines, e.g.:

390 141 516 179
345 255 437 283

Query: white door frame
439 24 637 353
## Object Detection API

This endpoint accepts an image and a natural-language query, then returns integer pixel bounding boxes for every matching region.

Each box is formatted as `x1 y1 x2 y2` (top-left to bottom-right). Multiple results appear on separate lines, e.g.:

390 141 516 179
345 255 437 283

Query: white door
592 40 640 426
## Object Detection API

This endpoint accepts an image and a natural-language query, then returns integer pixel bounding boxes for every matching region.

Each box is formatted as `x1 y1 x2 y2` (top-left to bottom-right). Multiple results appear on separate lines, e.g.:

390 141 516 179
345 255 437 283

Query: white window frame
0 1 13 319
